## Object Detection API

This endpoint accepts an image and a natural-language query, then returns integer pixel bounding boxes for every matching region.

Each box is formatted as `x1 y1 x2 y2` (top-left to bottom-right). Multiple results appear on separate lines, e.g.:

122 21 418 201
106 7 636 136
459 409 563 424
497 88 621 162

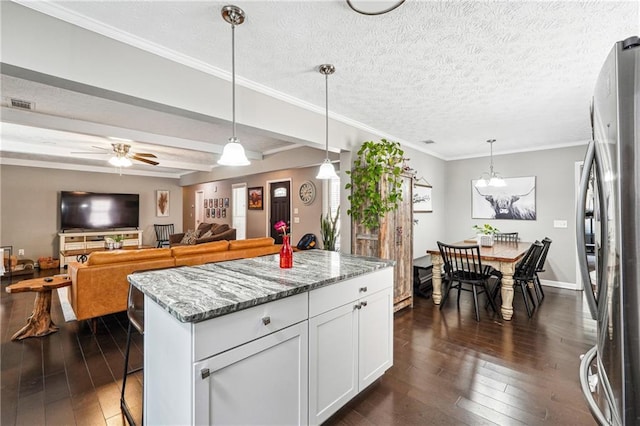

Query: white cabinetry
145 292 309 425
58 230 143 267
308 268 393 425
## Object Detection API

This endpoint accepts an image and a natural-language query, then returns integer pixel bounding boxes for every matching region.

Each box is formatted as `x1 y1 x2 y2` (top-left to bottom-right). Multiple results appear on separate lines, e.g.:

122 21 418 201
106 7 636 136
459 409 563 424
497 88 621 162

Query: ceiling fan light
316 159 338 179
109 156 131 167
218 138 250 166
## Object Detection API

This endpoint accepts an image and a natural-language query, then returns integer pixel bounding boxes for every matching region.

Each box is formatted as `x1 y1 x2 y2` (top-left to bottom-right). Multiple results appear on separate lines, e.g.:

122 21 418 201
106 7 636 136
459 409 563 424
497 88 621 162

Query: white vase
477 234 494 247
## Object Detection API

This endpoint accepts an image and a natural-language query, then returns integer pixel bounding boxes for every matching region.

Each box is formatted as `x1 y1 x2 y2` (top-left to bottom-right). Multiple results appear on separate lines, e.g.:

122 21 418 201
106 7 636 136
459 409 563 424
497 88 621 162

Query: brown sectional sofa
67 237 280 322
170 222 236 246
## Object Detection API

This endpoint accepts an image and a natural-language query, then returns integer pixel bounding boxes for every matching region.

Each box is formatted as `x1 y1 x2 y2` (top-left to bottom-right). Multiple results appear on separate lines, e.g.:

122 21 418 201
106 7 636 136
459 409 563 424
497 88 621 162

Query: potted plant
320 209 339 251
346 139 405 230
473 224 499 247
105 235 125 250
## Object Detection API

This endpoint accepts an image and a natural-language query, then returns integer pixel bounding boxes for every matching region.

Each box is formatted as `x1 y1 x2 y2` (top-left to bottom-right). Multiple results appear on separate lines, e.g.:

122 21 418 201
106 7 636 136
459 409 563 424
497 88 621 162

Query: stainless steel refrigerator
577 35 639 425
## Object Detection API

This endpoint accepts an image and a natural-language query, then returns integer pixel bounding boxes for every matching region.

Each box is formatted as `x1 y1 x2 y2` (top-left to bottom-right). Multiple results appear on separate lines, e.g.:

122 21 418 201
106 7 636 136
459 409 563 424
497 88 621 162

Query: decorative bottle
279 235 293 268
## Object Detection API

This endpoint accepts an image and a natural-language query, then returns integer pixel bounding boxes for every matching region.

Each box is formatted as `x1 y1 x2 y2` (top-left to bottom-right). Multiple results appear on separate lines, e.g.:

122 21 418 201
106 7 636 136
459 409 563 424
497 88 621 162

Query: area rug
56 286 77 322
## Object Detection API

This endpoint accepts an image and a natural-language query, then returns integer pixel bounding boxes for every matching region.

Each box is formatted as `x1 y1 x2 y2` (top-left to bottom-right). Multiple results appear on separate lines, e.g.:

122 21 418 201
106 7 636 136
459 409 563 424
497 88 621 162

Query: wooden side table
6 275 71 340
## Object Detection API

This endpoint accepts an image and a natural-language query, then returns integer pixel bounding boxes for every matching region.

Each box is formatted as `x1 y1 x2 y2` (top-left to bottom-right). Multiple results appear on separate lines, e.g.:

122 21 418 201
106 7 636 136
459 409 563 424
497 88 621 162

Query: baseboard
540 279 580 291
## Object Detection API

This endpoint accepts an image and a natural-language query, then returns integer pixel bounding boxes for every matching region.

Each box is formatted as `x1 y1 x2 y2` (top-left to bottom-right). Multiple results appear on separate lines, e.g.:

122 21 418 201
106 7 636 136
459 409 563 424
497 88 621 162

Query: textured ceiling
1 0 638 177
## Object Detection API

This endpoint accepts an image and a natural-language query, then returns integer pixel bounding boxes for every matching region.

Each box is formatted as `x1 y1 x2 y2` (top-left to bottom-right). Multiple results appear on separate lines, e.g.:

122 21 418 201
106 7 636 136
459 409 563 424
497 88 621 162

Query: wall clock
299 181 316 205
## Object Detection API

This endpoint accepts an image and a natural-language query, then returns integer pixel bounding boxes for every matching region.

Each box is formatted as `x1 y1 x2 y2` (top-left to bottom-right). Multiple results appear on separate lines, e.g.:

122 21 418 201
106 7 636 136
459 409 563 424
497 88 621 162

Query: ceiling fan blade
91 146 110 151
132 152 157 158
132 155 159 166
71 151 108 154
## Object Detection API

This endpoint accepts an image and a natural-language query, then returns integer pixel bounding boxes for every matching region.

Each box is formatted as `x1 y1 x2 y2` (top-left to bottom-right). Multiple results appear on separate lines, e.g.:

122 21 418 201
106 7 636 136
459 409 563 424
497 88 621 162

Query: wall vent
10 98 34 110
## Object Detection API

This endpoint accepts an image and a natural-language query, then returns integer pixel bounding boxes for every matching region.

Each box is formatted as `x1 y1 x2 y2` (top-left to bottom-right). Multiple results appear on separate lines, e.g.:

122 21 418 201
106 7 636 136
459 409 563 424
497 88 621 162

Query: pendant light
475 139 506 188
218 5 250 166
316 64 338 180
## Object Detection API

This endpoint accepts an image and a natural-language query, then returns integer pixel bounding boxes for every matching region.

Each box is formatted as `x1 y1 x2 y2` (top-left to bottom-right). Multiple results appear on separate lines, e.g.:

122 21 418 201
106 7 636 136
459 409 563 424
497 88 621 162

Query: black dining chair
533 237 552 303
437 242 498 322
494 232 519 243
154 224 174 248
512 241 544 318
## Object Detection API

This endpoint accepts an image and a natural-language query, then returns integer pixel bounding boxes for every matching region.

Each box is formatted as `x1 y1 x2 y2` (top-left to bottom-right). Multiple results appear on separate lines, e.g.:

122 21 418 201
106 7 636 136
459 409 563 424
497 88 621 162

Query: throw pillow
180 229 198 245
199 230 213 239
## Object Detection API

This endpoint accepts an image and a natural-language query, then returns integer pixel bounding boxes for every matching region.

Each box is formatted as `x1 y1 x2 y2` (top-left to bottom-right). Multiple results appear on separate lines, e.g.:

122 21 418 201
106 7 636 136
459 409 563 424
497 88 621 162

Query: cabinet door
359 287 393 390
194 321 308 425
308 303 359 425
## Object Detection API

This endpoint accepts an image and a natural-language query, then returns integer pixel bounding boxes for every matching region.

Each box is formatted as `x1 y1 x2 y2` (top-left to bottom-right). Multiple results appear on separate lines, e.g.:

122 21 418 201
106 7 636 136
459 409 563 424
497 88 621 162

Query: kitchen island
128 250 395 425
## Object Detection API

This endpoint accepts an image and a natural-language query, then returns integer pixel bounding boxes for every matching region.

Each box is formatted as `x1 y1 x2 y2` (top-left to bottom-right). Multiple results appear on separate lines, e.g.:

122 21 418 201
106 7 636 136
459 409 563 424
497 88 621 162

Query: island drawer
309 268 393 318
193 292 308 361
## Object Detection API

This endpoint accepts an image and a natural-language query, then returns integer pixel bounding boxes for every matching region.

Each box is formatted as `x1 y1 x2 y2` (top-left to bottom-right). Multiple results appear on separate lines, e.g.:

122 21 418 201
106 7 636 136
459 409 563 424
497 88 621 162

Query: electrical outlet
18 249 25 256
294 217 300 224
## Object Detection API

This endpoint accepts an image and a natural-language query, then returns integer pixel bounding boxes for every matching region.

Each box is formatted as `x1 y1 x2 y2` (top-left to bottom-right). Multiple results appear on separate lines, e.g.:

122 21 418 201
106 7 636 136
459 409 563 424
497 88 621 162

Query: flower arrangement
274 220 289 236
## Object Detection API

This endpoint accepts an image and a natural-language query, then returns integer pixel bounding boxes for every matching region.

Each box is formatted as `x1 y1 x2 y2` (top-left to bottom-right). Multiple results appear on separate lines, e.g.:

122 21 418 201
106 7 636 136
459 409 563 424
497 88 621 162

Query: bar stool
154 224 174 248
121 284 144 426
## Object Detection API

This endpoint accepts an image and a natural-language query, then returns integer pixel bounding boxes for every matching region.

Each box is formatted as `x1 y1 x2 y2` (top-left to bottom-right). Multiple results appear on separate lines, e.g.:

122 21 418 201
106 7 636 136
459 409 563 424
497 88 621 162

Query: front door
269 181 291 244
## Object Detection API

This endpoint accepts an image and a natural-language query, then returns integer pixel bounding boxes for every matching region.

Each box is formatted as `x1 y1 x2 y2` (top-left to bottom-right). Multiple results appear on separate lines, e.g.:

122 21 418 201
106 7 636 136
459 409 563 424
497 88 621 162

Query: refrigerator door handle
580 346 610 425
577 140 598 319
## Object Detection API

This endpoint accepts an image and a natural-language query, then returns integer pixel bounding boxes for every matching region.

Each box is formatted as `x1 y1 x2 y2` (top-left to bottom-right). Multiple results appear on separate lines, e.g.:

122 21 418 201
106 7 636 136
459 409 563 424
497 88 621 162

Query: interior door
232 184 247 240
269 181 291 244
195 190 204 230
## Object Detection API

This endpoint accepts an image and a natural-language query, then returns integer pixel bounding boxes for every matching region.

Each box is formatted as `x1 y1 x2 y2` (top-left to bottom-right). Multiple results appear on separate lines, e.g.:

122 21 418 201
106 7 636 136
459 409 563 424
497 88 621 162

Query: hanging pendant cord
325 73 329 160
231 21 237 140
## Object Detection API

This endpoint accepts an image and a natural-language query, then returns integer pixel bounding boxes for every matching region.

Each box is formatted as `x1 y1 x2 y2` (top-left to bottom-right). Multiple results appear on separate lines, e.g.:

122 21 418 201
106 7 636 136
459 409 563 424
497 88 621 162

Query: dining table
427 239 532 320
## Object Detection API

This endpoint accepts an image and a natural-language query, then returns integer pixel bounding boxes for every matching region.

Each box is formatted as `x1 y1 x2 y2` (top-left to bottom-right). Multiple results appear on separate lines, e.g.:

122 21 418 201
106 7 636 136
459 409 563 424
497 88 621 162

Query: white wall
444 145 587 284
0 165 182 260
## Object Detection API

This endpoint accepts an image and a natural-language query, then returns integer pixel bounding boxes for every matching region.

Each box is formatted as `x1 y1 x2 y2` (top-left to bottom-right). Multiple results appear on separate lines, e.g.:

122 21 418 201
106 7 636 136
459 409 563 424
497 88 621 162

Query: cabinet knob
354 303 362 310
361 301 368 307
262 316 271 326
359 286 368 292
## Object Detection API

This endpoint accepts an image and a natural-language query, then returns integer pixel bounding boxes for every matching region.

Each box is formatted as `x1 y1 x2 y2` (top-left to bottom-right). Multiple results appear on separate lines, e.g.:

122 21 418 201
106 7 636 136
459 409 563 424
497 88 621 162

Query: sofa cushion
229 237 275 250
181 229 198 245
199 229 213 239
86 248 172 266
171 240 229 257
197 222 213 235
213 224 230 234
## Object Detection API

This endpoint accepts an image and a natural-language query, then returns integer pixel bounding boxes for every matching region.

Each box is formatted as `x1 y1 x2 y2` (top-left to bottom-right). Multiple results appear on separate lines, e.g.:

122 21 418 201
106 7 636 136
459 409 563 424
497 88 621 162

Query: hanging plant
345 139 405 230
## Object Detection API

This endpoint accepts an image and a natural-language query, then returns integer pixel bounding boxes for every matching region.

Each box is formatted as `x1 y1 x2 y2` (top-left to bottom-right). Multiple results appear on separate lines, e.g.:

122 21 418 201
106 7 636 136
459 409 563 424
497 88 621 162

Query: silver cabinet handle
201 368 210 380
262 316 271 325
359 286 368 292
361 301 368 307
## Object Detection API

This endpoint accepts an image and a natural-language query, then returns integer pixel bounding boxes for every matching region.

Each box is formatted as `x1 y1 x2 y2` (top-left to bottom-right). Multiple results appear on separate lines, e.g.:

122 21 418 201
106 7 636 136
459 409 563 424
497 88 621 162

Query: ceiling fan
73 143 159 167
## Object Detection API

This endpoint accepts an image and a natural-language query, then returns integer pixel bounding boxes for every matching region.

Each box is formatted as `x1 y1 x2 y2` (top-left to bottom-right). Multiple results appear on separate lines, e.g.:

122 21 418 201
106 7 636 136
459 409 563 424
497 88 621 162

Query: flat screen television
60 191 140 230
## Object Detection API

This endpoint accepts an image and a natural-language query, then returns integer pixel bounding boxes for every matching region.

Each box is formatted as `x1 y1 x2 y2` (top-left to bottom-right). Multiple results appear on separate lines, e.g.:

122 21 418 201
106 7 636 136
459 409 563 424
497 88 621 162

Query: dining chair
512 241 544 318
154 224 174 248
494 232 519 243
121 283 144 426
533 237 552 303
437 241 498 322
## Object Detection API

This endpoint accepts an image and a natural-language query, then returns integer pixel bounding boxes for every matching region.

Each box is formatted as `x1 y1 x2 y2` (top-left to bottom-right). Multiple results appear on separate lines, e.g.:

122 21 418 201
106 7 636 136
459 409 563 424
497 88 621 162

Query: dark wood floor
2 274 596 425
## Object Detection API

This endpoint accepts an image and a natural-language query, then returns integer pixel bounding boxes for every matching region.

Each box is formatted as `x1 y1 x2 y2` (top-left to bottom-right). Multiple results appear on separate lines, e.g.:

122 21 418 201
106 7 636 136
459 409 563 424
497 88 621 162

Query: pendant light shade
316 64 338 180
218 5 250 167
475 139 505 188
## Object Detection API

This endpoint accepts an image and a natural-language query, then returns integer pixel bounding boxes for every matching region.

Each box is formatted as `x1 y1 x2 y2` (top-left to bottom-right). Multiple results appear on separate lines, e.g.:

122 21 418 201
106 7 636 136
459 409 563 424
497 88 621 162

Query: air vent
10 98 34 110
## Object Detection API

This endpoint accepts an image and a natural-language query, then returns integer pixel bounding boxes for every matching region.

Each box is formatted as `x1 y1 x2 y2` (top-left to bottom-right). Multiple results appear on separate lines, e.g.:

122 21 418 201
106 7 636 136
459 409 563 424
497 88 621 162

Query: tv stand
58 230 143 267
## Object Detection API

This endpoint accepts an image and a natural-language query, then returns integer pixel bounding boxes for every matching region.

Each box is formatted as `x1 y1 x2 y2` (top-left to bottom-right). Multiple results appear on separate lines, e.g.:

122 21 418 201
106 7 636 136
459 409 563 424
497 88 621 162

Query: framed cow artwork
472 176 536 220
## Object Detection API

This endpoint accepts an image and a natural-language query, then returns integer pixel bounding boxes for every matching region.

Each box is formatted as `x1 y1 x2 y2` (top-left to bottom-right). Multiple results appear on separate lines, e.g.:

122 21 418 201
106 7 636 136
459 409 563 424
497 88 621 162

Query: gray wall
0 165 182 260
444 145 587 284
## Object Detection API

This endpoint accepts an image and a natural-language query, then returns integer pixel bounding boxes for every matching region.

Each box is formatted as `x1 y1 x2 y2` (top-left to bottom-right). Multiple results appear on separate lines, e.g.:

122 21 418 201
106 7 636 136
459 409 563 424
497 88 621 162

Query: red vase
280 235 293 268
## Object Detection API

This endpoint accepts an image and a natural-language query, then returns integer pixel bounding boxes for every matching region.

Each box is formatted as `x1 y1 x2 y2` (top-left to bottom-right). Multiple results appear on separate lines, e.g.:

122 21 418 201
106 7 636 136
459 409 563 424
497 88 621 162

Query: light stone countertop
127 250 394 323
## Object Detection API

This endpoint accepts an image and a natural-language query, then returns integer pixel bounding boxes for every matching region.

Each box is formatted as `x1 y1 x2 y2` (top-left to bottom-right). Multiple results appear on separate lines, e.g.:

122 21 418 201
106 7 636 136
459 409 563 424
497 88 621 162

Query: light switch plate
294 208 299 214
294 217 300 223
553 220 568 228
